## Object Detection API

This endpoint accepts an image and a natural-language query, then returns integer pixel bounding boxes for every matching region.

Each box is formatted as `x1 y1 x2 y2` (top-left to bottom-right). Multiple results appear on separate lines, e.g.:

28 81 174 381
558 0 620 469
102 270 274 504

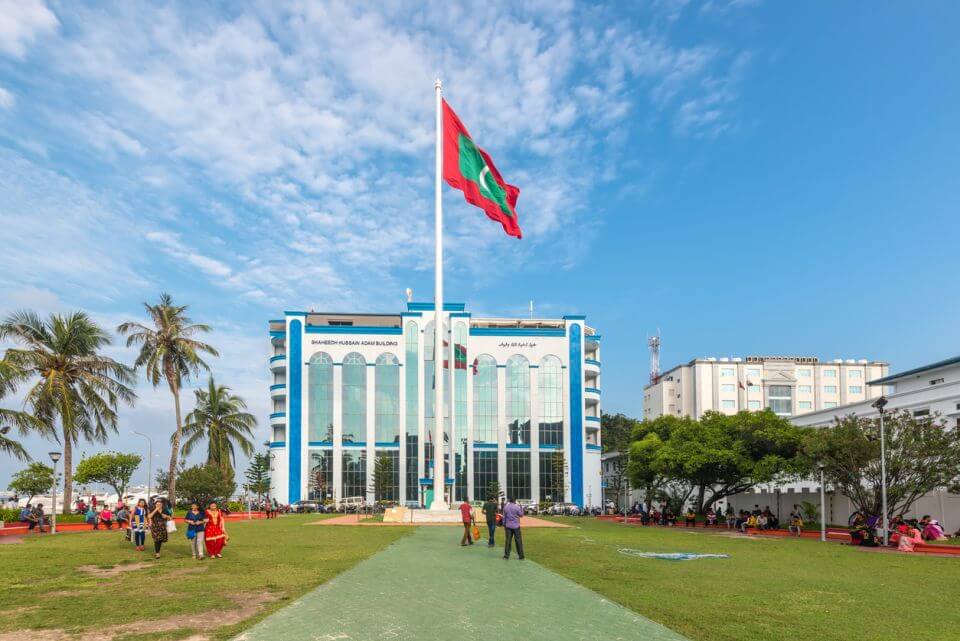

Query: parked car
518 500 539 515
293 500 319 513
547 502 581 516
339 496 364 512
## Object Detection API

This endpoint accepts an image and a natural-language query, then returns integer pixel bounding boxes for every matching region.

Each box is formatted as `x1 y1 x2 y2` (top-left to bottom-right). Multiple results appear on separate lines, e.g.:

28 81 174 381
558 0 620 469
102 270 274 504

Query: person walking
130 499 148 551
148 497 173 559
184 502 208 560
459 499 474 546
204 502 228 558
482 496 499 547
502 496 524 560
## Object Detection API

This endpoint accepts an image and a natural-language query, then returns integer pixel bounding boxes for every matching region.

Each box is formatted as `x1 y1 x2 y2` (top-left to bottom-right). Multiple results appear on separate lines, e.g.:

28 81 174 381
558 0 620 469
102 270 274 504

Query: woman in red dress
204 502 229 558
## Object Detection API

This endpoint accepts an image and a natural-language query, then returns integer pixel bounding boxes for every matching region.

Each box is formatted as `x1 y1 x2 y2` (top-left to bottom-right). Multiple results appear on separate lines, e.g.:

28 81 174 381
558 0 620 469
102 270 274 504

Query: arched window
404 321 419 501
472 355 498 444
308 352 333 443
506 355 530 445
453 322 468 501
375 353 400 443
342 352 366 445
538 355 563 446
423 320 450 439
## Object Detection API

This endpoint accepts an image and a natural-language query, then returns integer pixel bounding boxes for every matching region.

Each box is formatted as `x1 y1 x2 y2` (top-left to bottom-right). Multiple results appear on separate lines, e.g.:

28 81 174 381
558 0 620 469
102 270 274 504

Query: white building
644 355 888 420
268 302 603 508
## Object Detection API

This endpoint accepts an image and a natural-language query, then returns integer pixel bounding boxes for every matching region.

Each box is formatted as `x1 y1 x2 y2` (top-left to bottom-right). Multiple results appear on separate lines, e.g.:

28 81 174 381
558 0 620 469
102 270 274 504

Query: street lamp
49 451 62 534
871 395 889 545
818 462 826 543
132 431 153 500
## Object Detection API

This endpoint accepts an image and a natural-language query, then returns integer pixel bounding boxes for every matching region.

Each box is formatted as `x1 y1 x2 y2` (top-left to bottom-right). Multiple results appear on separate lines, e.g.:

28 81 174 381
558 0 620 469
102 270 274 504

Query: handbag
186 527 195 540
166 519 177 534
472 525 480 540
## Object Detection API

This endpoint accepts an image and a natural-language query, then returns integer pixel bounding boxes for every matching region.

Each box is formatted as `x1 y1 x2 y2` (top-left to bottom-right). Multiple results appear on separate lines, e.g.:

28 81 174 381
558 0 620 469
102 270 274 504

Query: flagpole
432 77 448 511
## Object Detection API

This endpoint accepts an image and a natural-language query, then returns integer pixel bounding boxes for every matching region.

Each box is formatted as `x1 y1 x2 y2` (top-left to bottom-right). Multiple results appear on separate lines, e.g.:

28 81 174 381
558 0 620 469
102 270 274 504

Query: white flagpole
431 78 447 511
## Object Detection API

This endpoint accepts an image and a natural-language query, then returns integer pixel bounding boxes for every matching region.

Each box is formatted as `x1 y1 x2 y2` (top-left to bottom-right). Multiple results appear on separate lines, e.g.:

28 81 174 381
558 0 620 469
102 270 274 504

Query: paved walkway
234 526 687 641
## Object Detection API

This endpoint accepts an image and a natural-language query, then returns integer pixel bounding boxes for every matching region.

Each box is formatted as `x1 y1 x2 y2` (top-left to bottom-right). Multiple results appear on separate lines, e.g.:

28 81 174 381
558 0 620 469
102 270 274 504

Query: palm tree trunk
168 381 183 506
62 434 73 515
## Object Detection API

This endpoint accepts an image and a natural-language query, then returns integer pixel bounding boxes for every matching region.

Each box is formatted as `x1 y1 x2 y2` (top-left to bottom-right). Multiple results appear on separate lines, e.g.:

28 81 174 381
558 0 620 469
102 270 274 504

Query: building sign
497 341 538 349
310 339 399 347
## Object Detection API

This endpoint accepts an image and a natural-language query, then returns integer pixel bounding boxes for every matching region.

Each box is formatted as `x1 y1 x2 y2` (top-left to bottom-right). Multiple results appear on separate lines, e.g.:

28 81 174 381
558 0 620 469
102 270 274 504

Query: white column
398 357 407 505
562 364 571 503
332 365 343 503
497 363 507 498
529 364 540 503
366 363 376 505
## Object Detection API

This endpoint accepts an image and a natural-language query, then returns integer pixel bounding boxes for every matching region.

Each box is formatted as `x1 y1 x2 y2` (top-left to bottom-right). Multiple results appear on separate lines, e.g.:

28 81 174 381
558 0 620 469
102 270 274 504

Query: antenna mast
648 330 661 385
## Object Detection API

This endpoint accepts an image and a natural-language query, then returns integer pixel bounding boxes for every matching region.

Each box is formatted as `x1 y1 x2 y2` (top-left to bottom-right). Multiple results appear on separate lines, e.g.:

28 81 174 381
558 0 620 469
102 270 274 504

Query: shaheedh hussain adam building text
266 302 603 508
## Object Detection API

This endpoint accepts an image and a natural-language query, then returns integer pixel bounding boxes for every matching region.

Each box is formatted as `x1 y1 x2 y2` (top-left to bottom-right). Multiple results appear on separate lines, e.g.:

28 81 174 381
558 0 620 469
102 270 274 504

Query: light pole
133 431 152 500
49 451 62 534
818 462 826 543
872 396 889 545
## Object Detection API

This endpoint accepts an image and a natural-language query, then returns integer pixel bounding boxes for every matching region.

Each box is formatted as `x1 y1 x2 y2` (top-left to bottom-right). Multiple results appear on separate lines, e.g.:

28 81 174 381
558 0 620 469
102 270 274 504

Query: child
684 509 696 528
788 512 803 536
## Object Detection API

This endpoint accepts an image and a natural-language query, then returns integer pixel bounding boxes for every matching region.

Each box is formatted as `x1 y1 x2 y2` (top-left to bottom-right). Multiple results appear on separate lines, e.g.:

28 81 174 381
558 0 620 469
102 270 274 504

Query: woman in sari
204 501 229 558
897 524 924 552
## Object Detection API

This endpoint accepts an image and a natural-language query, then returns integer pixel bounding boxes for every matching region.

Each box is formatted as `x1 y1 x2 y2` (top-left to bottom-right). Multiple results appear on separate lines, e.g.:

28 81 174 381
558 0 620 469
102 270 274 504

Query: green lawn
0 514 410 641
525 518 960 641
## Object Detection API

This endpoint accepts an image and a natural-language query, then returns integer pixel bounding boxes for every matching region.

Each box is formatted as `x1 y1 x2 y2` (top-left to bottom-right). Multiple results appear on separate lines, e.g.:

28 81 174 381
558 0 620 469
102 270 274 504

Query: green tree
803 410 960 519
602 412 638 507
630 410 807 514
1 311 136 513
0 357 41 461
118 294 218 506
546 451 567 503
486 480 503 502
74 451 142 499
8 462 54 503
245 453 271 503
627 414 681 507
175 463 235 508
180 377 256 477
369 454 395 503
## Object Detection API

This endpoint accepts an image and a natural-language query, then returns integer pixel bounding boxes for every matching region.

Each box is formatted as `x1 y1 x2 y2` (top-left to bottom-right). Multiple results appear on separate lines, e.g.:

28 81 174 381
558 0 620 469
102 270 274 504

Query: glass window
747 369 761 378
406 433 419 504
798 385 812 394
848 370 862 379
721 400 736 409
342 353 366 445
454 439 468 502
849 385 863 394
824 385 837 394
506 451 531 501
824 402 837 409
373 449 399 502
798 401 812 410
423 321 451 447
272 425 285 442
538 356 564 446
375 353 400 444
768 385 792 416
472 355 498 444
506 355 530 445
721 368 734 376
797 369 811 377
747 400 761 410
823 370 837 378
309 450 334 501
721 384 735 392
341 450 366 499
404 321 419 436
748 385 761 393
473 451 498 501
539 451 565 502
454 323 467 438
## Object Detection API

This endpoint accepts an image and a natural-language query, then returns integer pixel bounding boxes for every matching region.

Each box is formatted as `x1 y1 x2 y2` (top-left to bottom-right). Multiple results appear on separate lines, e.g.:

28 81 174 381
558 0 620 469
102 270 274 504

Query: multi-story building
267 302 602 508
643 355 888 420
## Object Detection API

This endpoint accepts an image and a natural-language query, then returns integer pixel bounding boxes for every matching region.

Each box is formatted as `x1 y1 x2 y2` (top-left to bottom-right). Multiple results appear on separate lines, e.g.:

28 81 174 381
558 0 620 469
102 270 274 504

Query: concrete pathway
234 526 687 641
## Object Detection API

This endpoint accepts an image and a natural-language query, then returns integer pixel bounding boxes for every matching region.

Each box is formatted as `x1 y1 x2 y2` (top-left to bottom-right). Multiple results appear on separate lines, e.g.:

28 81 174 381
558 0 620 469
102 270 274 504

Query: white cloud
0 87 13 108
0 0 58 59
145 231 233 278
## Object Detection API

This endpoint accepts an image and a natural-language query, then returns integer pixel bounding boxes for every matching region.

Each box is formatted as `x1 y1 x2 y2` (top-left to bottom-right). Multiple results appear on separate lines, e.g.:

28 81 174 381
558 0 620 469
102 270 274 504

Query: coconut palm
0 356 40 461
117 294 218 504
181 377 256 477
0 311 136 512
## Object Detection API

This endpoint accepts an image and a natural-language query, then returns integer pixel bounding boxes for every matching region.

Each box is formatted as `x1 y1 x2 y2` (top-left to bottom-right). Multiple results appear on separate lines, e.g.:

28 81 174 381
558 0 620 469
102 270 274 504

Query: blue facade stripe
469 327 565 337
586 416 600 423
585 387 601 395
505 443 531 450
270 384 286 391
270 412 286 419
538 443 562 450
569 323 584 506
269 441 286 448
374 442 401 448
269 331 285 339
585 358 600 367
406 302 466 312
472 443 497 449
586 444 602 451
308 441 333 447
305 326 402 335
288 319 302 504
270 355 286 363
343 443 367 449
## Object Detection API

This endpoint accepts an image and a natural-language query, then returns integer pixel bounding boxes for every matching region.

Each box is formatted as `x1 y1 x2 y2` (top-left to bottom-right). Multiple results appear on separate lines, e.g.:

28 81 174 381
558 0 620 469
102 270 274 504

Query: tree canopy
8 462 55 502
74 451 142 499
175 463 235 508
244 453 271 503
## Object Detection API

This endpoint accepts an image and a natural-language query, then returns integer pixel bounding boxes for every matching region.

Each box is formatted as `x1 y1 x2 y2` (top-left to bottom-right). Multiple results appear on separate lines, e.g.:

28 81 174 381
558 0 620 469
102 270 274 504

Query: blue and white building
267 302 602 508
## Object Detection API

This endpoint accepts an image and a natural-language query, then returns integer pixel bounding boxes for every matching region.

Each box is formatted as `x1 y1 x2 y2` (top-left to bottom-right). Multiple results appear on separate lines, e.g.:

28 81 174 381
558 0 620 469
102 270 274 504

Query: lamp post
132 431 152 500
49 451 62 534
871 395 889 545
818 462 826 543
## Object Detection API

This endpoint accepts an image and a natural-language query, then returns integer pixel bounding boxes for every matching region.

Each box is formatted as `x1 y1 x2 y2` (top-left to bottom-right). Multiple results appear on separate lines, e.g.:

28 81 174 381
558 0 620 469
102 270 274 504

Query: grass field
525 518 960 641
0 514 410 641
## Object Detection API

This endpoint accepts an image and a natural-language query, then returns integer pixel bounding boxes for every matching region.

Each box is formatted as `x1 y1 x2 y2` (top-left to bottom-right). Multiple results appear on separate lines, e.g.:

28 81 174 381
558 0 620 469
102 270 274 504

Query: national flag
442 99 522 239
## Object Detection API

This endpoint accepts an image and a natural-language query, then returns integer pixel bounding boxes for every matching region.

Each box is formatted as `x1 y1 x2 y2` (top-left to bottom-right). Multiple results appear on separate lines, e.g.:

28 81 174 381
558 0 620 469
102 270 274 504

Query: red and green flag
442 99 522 239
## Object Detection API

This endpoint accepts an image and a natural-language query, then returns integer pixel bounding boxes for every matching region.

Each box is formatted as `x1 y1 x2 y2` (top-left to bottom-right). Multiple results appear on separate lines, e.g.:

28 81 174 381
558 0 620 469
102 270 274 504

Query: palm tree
181 377 256 477
118 294 218 504
0 311 136 512
0 356 40 461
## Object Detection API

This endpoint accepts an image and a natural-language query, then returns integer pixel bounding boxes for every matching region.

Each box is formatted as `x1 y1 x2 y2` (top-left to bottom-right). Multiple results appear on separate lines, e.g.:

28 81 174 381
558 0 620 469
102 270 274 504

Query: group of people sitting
849 511 952 551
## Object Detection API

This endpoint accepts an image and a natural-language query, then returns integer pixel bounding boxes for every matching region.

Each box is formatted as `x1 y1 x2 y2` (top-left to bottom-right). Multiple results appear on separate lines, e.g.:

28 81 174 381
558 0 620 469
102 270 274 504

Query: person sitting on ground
85 505 99 529
684 508 696 528
649 508 660 525
704 507 717 527
757 513 769 530
788 512 803 536
923 519 947 541
99 507 114 530
898 524 923 552
746 512 758 530
664 509 677 526
737 511 750 533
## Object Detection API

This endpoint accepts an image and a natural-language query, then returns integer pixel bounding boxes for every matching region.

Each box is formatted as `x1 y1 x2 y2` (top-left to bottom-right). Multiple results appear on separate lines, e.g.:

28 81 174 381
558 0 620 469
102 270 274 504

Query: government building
643 355 888 420
267 302 602 508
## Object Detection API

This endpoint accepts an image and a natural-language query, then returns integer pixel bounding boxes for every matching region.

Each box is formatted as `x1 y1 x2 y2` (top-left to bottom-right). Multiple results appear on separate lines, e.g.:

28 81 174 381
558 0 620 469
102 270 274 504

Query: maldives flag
442 99 522 239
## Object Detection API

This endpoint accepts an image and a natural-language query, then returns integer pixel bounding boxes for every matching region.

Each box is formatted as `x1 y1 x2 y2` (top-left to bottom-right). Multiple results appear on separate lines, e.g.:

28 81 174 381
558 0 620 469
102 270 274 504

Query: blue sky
1 1 958 488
